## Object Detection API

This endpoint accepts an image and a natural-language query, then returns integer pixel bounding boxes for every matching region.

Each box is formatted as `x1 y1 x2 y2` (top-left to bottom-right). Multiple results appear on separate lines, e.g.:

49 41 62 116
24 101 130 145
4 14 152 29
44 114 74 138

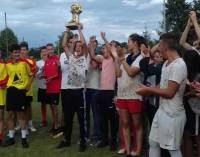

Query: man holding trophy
57 2 88 152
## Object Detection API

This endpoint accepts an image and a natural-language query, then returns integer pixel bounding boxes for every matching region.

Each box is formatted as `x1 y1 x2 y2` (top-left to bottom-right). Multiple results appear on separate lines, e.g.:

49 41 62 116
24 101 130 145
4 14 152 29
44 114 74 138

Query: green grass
0 83 119 157
0 82 150 157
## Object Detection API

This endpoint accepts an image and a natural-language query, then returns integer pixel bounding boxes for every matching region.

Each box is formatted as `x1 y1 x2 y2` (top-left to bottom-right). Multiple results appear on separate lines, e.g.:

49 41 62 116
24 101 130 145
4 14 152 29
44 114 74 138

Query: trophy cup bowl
66 3 83 30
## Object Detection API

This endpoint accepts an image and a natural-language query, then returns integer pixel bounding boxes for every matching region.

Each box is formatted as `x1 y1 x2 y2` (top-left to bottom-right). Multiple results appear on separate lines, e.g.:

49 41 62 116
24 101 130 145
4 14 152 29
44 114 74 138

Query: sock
0 133 3 140
9 130 14 139
41 105 47 124
21 130 27 139
28 120 33 128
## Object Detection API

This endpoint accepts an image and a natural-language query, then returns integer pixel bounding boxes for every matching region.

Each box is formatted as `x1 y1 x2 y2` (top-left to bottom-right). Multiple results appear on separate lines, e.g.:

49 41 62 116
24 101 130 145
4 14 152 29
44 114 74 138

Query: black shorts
25 96 33 106
6 87 26 112
47 93 60 105
37 88 48 104
185 100 200 135
0 106 5 110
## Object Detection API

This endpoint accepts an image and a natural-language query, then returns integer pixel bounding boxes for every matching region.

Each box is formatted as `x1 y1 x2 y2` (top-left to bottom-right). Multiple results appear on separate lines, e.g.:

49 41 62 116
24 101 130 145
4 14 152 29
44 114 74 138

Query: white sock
9 130 14 138
28 120 33 128
21 130 27 139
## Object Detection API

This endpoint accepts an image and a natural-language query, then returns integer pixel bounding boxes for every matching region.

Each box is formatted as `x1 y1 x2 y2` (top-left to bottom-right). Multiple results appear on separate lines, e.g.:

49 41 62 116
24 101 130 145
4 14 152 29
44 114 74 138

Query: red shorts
116 99 143 113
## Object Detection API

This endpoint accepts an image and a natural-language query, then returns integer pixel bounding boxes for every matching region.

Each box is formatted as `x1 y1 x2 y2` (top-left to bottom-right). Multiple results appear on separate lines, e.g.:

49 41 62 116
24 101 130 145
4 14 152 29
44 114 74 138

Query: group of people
0 10 200 157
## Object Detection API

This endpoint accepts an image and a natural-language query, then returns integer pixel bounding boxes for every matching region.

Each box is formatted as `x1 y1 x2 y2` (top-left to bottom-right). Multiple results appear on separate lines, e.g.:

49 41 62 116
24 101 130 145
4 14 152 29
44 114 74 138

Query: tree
161 0 192 39
143 26 151 42
55 31 74 55
0 28 18 58
193 0 200 22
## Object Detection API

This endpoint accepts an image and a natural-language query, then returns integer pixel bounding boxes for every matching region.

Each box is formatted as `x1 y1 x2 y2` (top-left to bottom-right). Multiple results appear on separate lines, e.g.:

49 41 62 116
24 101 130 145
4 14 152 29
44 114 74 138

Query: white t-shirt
159 58 187 117
66 55 87 89
36 59 46 89
86 56 101 90
60 52 69 89
117 54 143 100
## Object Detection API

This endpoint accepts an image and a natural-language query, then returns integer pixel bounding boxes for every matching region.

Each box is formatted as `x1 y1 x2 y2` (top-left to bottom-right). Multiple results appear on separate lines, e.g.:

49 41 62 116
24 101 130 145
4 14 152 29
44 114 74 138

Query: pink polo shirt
43 55 61 93
100 57 116 90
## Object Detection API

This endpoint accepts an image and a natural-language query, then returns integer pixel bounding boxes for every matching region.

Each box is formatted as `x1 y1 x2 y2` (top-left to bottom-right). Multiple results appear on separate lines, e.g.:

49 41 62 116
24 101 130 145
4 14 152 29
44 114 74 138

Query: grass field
0 83 120 157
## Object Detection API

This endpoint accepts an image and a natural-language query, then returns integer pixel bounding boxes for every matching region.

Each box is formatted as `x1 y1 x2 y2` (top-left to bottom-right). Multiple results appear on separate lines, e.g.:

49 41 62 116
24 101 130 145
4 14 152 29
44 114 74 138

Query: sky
0 0 192 48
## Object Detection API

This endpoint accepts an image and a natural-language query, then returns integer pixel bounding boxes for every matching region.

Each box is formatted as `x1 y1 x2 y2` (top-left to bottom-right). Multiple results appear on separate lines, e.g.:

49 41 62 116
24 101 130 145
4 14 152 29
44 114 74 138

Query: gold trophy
66 3 82 30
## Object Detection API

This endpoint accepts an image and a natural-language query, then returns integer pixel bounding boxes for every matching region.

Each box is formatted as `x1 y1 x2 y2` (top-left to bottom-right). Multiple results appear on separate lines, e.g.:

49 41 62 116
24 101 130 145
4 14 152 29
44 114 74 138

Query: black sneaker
3 138 15 147
48 127 55 133
21 138 29 148
56 140 70 149
97 140 108 148
79 143 87 152
52 128 63 139
0 140 2 146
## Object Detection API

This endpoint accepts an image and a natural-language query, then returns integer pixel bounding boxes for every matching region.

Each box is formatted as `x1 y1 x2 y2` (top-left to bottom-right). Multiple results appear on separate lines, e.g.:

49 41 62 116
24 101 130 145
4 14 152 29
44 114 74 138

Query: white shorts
149 108 186 150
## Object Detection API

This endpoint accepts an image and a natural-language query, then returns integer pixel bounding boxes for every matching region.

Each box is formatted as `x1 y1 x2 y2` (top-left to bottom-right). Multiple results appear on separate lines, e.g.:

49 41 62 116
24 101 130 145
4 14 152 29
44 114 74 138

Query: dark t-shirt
139 57 164 107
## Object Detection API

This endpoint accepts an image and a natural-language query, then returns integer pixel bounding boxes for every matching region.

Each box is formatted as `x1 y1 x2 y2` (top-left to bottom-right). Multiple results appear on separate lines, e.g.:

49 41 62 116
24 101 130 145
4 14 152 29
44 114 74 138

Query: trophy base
66 23 78 30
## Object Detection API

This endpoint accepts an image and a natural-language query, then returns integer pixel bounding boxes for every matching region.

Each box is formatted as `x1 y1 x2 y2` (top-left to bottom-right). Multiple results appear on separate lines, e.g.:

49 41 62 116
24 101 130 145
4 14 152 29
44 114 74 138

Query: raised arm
100 32 111 51
179 18 193 50
110 45 122 78
190 11 200 42
77 23 88 57
88 43 103 64
62 28 72 57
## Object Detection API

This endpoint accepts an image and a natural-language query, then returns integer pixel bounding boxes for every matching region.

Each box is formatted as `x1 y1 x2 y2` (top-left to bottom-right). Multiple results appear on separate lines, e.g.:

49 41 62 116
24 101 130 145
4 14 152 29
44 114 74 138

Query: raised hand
100 32 106 39
187 18 193 27
77 23 83 30
189 11 197 22
88 42 95 53
110 45 118 59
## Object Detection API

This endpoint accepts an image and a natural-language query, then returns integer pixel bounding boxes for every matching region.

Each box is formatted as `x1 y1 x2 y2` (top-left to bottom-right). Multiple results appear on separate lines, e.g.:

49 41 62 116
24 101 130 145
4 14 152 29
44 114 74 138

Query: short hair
121 42 128 49
39 46 46 53
46 43 53 47
111 40 121 47
129 34 145 47
159 33 178 50
9 44 20 52
20 41 29 50
139 36 148 48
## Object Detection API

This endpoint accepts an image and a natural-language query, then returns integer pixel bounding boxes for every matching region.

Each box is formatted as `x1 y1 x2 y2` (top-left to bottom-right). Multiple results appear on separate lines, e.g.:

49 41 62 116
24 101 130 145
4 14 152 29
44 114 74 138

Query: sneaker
117 148 126 154
52 128 62 137
79 143 87 152
48 128 55 133
3 138 15 147
53 132 63 139
21 138 29 148
97 140 108 148
6 131 16 137
130 151 137 156
56 140 70 149
29 126 37 132
0 140 2 146
90 140 100 147
52 128 63 139
15 125 20 131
